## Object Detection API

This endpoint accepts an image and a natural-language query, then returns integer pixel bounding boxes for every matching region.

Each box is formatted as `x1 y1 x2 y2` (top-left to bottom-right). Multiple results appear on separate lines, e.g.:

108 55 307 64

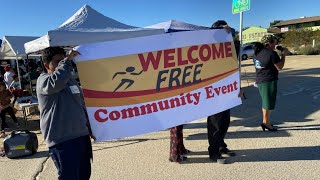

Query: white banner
75 30 242 141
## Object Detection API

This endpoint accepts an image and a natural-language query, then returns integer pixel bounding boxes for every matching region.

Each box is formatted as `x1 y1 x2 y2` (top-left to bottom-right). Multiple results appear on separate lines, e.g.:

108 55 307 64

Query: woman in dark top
253 35 289 131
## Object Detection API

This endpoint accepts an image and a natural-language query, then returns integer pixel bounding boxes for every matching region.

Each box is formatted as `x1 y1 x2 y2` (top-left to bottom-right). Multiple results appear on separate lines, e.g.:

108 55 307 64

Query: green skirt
257 80 278 110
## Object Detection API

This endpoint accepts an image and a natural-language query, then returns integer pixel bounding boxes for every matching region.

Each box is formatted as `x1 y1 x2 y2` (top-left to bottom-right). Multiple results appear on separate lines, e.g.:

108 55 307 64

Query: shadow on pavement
231 67 320 128
25 120 41 132
19 151 49 159
186 123 320 141
92 136 171 152
186 130 291 140
3 119 40 133
183 122 207 129
92 137 168 152
230 146 320 163
184 146 320 164
280 124 320 131
92 141 143 152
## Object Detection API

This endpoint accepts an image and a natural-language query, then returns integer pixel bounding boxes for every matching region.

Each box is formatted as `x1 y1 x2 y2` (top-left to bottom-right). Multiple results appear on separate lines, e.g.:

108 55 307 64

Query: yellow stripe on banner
84 70 238 107
76 42 238 92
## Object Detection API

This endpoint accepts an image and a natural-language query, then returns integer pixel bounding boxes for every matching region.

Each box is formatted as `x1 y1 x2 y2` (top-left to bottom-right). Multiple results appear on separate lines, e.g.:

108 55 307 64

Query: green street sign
232 0 250 14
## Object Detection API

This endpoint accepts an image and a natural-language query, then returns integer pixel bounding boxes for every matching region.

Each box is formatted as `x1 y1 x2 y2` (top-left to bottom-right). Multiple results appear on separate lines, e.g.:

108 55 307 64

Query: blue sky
1 0 319 38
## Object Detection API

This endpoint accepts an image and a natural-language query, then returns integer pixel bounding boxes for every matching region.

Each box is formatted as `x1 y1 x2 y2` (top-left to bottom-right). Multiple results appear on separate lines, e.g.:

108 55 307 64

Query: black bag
3 130 38 159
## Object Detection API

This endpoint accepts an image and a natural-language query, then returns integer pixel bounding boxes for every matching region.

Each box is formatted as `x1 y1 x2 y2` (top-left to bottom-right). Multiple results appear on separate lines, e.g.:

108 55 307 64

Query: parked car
241 45 254 60
244 41 259 47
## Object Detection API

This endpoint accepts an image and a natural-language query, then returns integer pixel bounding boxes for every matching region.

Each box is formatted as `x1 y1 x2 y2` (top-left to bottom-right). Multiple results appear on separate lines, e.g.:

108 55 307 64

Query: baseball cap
4 66 11 71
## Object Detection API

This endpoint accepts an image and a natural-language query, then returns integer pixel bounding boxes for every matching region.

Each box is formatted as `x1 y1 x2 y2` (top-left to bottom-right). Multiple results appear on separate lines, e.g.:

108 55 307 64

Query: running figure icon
112 66 143 92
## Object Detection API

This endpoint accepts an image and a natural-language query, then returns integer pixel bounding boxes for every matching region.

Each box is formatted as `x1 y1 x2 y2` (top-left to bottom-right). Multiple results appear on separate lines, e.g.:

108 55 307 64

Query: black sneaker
209 155 227 164
220 148 236 157
181 149 192 156
169 155 187 163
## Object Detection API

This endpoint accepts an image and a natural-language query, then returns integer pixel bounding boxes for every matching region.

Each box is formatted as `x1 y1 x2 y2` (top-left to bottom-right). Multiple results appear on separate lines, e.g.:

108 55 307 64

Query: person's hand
238 89 244 97
67 50 80 60
238 88 246 99
282 48 290 56
90 133 96 142
223 25 232 34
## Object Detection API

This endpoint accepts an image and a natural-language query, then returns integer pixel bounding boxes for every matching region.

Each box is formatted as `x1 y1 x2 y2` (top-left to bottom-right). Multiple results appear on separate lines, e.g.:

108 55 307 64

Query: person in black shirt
253 35 289 131
206 20 243 164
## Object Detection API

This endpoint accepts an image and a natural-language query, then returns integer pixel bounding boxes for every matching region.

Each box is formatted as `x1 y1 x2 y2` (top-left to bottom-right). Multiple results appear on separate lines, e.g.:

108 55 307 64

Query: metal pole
26 54 33 96
16 51 22 89
239 12 243 87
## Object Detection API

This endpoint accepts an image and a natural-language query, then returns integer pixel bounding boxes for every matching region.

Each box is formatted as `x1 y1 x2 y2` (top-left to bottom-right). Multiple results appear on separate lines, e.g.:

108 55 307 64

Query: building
272 16 320 33
242 26 268 44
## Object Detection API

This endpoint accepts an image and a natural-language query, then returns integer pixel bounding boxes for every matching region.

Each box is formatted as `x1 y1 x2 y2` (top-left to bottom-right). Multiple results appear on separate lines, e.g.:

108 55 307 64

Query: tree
270 20 282 27
234 31 239 41
282 29 315 47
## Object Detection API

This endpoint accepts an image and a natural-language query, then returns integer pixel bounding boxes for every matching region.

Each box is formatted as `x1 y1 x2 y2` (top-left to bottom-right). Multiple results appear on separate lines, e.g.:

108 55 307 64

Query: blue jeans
49 135 92 180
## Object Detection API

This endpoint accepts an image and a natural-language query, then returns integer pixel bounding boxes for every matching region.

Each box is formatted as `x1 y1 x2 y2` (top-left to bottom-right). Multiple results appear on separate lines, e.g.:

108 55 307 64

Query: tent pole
16 51 22 89
26 54 33 96
239 12 243 88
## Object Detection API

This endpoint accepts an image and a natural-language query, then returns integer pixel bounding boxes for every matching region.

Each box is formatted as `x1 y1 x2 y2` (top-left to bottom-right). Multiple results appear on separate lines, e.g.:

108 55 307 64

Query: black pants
0 106 18 131
49 135 93 180
207 109 230 157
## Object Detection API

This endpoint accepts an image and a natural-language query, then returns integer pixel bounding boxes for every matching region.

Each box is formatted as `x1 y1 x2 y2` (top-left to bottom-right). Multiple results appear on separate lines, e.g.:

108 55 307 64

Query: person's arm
131 70 143 75
85 112 96 141
39 51 79 95
9 81 15 89
38 59 73 95
3 74 9 86
274 48 289 70
4 91 13 102
82 100 96 141
238 88 246 99
112 72 126 79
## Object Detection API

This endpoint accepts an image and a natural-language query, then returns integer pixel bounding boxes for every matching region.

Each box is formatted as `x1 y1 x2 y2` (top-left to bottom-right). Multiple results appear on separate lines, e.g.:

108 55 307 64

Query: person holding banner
169 125 191 163
37 47 94 180
206 20 239 164
253 35 289 131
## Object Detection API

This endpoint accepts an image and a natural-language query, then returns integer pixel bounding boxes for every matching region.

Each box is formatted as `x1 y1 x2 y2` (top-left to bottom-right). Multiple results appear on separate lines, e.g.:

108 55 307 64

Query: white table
16 96 39 127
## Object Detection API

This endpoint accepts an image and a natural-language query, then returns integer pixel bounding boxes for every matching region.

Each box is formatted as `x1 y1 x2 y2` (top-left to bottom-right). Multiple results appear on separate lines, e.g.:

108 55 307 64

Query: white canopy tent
0 36 40 88
24 5 164 54
145 20 209 33
0 36 39 59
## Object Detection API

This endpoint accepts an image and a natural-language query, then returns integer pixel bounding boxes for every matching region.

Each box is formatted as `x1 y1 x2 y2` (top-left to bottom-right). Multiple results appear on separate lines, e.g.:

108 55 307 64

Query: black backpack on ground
3 130 38 159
